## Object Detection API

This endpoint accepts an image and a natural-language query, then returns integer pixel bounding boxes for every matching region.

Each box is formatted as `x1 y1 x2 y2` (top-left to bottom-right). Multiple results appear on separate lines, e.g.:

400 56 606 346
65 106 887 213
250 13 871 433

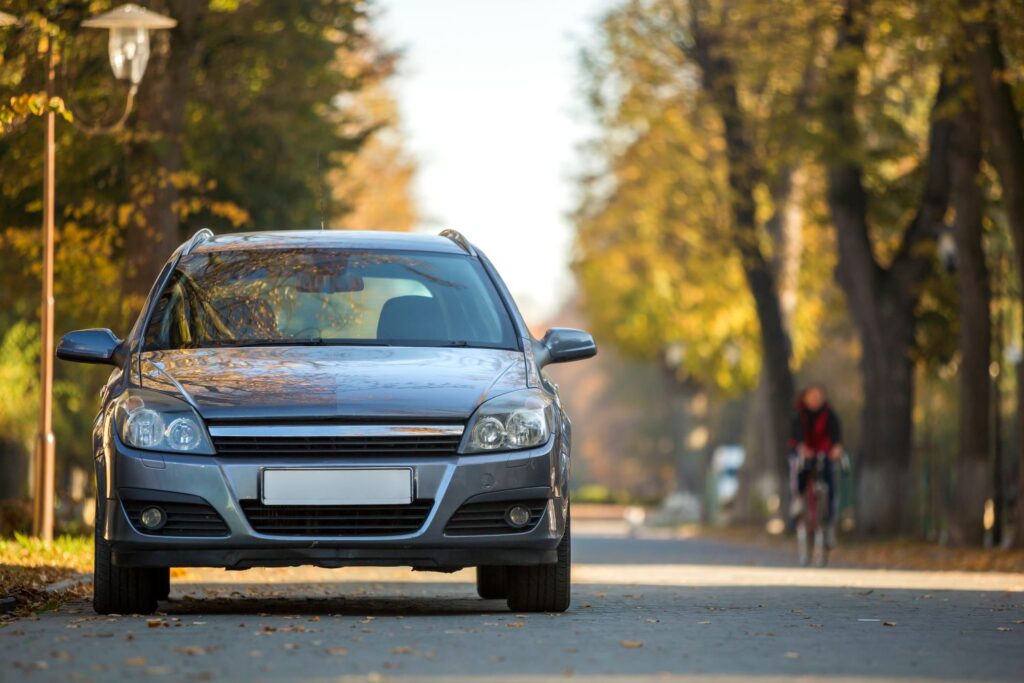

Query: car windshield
143 248 518 351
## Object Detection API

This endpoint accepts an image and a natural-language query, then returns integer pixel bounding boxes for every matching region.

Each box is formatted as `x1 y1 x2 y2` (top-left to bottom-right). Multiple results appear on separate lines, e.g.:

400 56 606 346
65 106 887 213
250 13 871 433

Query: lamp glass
109 26 150 84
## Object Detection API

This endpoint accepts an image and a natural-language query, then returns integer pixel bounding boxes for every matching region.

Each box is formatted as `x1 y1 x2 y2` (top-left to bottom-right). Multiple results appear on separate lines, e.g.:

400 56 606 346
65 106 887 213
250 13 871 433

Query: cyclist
788 384 843 548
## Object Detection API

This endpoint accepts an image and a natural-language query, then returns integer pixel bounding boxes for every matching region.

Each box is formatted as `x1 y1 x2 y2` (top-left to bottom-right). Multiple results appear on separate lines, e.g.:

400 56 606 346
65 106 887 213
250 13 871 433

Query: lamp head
81 4 176 86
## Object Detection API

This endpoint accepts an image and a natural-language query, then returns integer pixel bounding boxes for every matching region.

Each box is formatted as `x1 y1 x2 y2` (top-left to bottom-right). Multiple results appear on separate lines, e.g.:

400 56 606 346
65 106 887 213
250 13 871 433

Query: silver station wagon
57 229 596 615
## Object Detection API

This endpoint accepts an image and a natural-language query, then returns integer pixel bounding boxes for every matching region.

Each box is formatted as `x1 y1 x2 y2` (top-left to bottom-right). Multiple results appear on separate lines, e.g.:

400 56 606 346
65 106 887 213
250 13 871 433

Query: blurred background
2 0 1023 549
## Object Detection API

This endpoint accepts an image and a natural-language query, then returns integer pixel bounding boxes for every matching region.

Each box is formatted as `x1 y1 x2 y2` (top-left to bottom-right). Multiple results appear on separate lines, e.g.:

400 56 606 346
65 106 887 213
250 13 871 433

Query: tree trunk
950 93 991 546
689 13 796 496
961 0 1024 546
125 1 201 298
856 323 916 534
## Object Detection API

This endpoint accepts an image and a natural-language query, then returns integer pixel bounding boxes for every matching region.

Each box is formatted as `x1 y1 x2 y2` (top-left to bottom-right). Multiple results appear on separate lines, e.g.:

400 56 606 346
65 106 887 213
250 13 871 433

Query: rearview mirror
535 328 597 368
56 328 125 366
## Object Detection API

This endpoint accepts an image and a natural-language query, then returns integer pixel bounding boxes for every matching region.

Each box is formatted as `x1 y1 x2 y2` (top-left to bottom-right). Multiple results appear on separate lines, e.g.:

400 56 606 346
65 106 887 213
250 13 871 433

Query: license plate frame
260 468 413 506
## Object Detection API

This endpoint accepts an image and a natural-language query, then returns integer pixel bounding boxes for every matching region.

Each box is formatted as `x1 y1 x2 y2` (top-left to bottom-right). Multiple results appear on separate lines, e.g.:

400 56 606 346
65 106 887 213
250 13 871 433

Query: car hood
137 346 527 421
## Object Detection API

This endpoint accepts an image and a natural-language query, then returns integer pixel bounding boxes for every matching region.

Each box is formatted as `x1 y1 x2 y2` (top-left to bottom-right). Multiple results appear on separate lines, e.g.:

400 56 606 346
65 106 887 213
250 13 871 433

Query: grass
0 533 92 617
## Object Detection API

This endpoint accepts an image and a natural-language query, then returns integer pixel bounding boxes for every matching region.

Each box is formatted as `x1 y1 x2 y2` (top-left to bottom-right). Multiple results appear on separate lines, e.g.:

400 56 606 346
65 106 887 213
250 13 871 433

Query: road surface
3 521 1023 682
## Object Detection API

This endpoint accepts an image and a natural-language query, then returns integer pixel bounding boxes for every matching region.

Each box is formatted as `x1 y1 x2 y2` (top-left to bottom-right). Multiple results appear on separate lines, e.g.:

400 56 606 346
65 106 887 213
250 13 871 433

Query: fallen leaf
883 621 897 627
146 619 163 628
124 656 146 666
620 640 643 648
326 647 348 656
283 643 299 651
507 621 525 628
145 665 172 676
391 646 411 654
174 646 211 656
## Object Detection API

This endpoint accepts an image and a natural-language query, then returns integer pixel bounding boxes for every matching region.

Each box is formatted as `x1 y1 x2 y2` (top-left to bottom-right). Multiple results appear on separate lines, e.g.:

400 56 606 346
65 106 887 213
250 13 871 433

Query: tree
575 0 834 500
949 75 991 545
820 0 959 534
332 80 418 231
960 0 1024 545
0 0 415 514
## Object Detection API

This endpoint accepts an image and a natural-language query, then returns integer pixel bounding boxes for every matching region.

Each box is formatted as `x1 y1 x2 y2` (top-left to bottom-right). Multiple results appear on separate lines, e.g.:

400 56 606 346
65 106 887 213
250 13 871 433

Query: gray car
57 229 595 615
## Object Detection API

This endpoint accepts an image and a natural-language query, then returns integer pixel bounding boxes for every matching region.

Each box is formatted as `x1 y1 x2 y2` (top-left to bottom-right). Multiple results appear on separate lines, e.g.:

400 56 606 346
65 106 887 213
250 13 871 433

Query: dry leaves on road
620 640 643 648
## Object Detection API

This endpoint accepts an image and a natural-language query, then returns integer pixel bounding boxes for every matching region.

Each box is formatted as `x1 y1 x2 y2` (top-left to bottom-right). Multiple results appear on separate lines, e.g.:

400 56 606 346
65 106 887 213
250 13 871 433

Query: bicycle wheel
812 481 829 567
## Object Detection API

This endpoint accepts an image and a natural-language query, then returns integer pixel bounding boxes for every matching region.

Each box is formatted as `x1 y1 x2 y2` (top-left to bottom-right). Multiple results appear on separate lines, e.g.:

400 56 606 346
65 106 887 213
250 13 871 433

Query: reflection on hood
138 346 527 421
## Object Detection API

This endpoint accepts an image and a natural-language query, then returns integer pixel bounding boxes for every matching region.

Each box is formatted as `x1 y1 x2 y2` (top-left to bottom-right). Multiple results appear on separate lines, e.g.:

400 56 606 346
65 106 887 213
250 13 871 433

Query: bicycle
795 452 834 567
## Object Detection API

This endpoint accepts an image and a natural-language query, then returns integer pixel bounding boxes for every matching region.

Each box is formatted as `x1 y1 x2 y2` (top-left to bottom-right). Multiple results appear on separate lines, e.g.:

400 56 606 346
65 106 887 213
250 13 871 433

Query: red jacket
788 403 842 454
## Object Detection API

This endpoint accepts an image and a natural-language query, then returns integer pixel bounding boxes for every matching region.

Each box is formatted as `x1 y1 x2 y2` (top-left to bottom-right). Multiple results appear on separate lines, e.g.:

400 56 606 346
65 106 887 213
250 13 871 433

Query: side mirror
535 328 597 368
56 329 125 366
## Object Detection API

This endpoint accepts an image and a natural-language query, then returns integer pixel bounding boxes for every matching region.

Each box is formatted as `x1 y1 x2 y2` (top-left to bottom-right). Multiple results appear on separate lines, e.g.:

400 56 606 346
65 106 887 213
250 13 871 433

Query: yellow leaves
0 93 71 131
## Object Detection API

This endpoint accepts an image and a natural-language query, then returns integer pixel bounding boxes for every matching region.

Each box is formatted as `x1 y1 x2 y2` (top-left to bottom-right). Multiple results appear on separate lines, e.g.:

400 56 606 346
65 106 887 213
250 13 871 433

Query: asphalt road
3 522 1023 683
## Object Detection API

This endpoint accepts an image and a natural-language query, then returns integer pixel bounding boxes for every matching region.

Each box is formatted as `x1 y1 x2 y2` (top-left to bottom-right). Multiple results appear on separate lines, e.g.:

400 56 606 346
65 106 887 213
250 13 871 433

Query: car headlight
460 389 555 453
112 388 215 454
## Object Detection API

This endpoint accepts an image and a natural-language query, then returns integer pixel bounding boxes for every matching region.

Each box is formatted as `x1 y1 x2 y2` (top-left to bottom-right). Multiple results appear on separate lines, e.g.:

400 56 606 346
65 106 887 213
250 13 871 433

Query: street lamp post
1 4 176 541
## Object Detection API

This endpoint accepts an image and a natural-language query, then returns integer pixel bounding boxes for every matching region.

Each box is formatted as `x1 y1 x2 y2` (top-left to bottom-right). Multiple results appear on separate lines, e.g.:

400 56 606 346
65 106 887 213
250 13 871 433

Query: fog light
139 506 166 530
505 504 531 528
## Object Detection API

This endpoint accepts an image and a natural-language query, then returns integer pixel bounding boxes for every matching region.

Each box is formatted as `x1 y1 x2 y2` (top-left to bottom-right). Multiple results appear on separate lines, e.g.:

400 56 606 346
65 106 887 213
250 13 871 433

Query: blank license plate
261 468 413 506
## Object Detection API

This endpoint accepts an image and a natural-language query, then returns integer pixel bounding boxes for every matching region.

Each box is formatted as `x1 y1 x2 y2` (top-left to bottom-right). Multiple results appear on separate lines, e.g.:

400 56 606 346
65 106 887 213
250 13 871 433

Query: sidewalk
695 524 1024 573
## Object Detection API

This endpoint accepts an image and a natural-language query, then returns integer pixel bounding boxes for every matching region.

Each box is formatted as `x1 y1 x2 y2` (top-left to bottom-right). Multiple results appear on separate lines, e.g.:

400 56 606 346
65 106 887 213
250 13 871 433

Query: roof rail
181 228 214 256
439 228 475 255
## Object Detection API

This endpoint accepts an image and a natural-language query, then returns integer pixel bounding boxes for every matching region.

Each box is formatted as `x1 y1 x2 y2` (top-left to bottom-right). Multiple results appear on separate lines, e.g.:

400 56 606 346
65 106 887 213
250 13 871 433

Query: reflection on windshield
143 249 516 351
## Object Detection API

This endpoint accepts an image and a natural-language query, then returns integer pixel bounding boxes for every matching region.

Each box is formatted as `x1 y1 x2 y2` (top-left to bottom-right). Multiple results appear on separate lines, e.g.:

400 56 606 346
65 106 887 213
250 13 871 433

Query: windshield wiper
198 338 391 348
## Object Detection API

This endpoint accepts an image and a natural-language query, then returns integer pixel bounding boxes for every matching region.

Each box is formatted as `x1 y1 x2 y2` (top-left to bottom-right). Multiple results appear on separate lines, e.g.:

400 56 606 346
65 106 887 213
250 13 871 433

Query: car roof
190 230 469 255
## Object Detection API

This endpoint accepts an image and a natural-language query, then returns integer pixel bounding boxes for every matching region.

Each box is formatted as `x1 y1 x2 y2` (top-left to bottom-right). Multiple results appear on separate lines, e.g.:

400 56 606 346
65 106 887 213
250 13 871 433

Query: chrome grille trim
208 424 464 438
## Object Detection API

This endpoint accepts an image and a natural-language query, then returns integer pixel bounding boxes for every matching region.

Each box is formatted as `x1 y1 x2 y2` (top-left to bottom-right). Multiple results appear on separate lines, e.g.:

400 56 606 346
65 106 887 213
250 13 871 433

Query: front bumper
102 436 568 570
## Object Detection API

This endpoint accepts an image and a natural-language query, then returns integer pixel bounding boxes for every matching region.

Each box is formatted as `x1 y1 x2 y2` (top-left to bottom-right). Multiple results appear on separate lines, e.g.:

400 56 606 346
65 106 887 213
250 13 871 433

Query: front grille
445 499 547 536
212 434 462 458
123 499 229 537
241 499 434 536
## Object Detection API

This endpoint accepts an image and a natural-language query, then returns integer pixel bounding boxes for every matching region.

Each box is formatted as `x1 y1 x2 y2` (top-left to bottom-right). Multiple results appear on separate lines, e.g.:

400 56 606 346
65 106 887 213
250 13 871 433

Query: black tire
93 521 161 615
476 566 508 599
156 567 171 601
506 511 571 612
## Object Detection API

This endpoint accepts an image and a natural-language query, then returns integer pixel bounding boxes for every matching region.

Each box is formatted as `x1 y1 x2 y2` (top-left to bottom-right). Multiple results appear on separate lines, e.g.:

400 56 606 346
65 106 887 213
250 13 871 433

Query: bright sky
379 0 615 325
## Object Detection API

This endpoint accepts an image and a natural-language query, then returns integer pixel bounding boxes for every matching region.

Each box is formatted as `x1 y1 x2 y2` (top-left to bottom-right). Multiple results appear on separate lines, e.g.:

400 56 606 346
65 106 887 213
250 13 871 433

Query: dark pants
792 455 837 524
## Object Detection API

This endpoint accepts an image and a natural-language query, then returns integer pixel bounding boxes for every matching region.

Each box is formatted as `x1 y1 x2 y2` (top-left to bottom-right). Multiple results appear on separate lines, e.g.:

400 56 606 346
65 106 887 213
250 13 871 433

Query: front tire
506 511 570 612
476 566 508 599
93 521 162 615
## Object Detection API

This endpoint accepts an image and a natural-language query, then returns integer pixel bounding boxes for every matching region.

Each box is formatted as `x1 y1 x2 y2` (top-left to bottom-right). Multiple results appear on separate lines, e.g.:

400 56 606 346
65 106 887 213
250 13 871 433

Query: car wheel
476 566 508 599
93 517 161 615
157 567 171 601
506 509 570 613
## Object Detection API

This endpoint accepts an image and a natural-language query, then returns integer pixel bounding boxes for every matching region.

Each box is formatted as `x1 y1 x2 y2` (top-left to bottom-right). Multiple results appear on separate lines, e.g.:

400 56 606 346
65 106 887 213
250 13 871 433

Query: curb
45 572 91 594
